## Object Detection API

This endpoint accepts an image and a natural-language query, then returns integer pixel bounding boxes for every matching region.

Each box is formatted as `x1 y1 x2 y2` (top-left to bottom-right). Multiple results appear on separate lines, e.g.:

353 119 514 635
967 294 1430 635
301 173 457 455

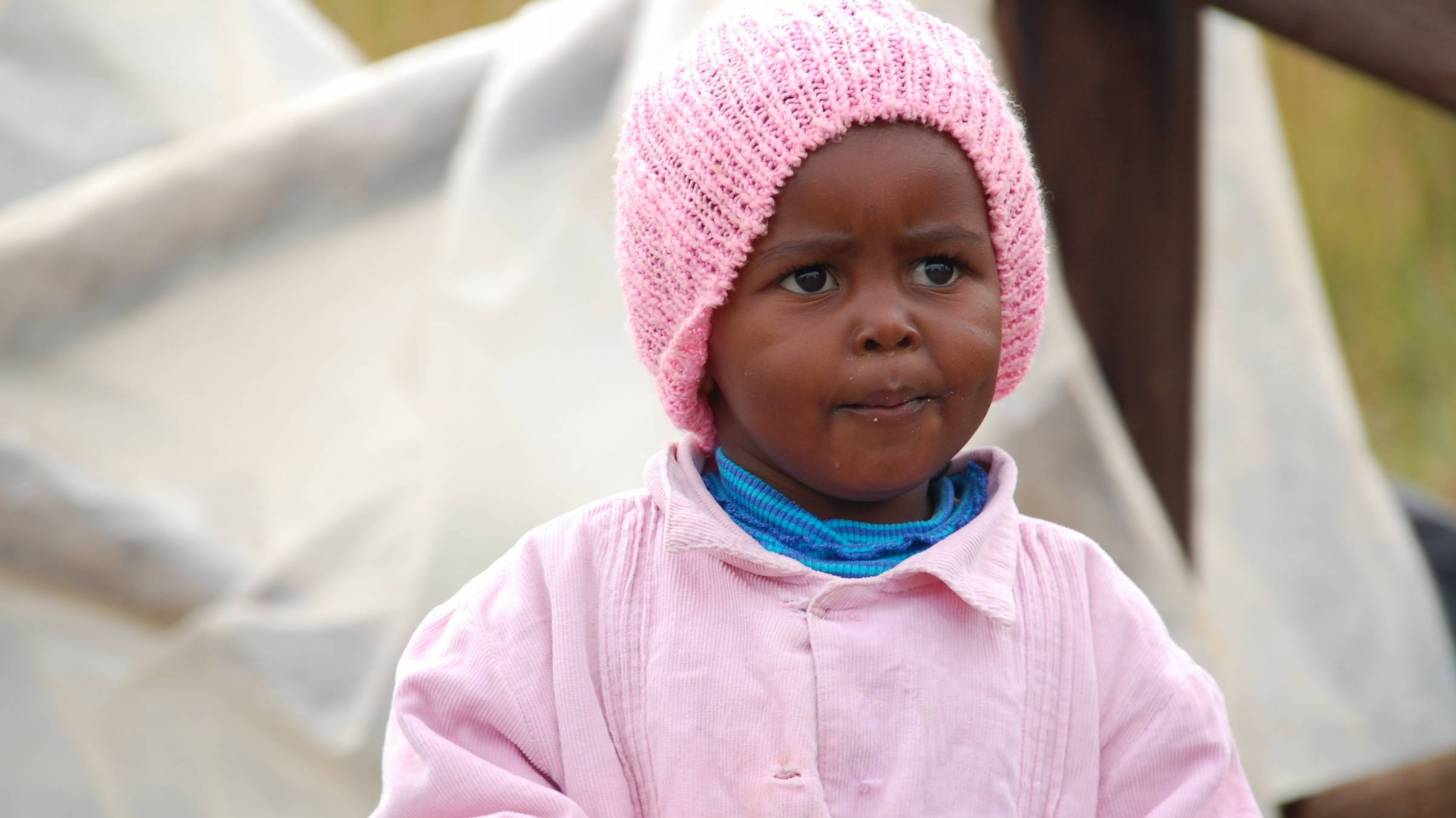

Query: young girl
372 1 1260 815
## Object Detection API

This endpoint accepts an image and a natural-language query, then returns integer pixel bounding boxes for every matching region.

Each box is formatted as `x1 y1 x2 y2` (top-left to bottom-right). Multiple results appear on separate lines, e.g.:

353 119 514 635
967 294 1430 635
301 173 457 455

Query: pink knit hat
615 0 1047 449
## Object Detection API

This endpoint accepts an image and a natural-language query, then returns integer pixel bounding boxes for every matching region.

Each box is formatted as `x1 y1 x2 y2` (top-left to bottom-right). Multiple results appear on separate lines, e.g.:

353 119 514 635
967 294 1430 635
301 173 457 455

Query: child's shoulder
1010 512 1171 632
966 446 1130 583
1013 511 1118 573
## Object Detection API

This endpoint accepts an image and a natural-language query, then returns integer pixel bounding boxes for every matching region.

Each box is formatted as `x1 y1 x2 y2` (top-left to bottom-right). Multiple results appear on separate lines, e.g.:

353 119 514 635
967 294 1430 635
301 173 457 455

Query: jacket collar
645 439 1021 626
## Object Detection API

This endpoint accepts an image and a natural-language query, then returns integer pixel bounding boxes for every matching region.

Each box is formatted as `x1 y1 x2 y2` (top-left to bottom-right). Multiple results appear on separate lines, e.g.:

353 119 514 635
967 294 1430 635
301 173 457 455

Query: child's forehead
763 122 987 223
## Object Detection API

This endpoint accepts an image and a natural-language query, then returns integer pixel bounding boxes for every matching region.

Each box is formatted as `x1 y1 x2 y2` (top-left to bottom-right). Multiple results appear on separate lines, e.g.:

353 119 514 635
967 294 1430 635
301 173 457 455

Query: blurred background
1 1 1453 817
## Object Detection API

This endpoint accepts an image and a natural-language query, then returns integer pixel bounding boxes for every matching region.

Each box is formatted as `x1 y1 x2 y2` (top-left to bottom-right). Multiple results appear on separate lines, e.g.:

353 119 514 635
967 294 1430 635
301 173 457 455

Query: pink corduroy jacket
372 443 1260 817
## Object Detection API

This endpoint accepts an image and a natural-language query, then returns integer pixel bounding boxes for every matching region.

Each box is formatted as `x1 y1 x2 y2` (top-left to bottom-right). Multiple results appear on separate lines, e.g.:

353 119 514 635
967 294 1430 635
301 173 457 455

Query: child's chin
813 459 950 503
820 433 962 483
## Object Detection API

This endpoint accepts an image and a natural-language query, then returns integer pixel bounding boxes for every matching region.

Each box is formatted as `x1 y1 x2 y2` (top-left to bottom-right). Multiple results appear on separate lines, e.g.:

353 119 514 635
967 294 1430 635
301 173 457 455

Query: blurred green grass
309 2 1456 503
1266 37 1456 503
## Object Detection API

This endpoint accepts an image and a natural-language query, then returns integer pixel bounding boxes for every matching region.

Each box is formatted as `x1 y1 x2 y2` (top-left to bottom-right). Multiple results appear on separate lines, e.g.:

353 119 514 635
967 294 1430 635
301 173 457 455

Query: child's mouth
838 390 937 422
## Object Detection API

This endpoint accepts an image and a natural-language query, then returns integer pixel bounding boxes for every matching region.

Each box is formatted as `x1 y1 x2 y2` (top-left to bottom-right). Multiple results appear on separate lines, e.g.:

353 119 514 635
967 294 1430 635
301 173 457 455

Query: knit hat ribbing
614 0 1048 449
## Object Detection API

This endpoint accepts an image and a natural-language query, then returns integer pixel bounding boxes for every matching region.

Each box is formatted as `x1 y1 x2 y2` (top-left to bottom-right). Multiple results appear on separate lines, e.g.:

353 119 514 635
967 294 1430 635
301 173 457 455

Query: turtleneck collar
701 447 989 578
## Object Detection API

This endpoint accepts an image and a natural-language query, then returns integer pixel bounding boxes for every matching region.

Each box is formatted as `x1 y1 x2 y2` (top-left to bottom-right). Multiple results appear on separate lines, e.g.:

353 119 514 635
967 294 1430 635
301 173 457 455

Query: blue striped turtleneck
702 447 989 578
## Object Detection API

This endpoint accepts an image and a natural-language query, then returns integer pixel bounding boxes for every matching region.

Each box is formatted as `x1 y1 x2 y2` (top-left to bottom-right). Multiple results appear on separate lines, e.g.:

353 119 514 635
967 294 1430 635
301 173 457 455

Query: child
372 1 1260 815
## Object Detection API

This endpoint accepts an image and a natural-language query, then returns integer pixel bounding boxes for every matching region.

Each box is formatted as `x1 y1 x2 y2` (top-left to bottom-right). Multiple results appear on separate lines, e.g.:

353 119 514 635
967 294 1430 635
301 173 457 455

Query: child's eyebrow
753 234 855 267
895 225 989 248
753 225 988 268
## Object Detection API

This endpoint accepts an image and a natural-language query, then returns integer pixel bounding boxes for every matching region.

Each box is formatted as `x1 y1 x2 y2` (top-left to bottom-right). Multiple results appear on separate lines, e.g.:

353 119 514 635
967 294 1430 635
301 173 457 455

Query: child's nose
853 303 922 354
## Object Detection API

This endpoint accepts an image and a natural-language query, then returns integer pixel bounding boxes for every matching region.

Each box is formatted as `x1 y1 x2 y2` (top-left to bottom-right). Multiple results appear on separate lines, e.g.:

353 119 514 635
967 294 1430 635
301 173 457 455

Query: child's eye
911 257 963 287
778 266 839 294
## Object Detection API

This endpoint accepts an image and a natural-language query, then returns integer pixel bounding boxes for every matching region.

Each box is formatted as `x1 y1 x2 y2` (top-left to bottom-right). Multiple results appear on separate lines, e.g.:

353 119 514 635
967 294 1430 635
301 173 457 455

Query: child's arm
370 598 589 818
1085 546 1262 817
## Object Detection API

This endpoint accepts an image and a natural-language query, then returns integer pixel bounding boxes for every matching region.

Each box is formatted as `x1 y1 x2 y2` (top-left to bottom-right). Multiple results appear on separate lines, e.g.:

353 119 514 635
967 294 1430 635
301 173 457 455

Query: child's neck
715 445 936 524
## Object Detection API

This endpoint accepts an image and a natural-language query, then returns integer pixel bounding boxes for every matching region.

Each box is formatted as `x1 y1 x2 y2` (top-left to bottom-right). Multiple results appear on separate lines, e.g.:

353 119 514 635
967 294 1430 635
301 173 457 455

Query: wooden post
993 0 1202 553
1208 0 1456 112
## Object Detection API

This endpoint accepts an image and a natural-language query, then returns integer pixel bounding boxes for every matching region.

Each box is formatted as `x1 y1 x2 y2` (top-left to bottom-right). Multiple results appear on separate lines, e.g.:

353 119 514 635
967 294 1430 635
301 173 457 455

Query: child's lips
836 388 939 421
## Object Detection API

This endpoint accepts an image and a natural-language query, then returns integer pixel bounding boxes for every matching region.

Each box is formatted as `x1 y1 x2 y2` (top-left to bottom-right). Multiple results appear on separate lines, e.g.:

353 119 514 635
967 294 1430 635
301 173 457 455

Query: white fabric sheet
0 0 359 210
1195 11 1456 798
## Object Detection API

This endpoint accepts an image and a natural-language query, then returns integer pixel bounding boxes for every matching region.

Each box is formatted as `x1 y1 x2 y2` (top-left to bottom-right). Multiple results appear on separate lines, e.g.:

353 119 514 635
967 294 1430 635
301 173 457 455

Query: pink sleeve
1086 548 1261 818
370 599 588 818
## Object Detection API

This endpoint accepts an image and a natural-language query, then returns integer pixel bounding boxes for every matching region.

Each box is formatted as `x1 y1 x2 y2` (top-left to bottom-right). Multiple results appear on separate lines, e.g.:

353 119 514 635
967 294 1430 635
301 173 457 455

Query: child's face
706 121 1001 523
